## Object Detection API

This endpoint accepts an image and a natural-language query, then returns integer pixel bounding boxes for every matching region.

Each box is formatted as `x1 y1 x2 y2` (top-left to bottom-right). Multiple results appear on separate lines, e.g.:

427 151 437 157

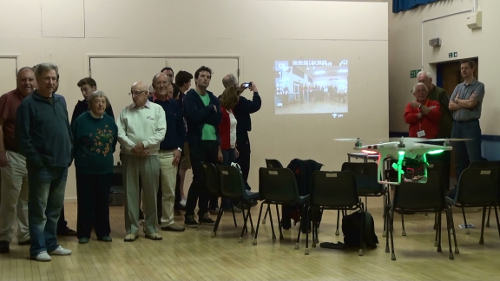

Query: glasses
129 90 147 96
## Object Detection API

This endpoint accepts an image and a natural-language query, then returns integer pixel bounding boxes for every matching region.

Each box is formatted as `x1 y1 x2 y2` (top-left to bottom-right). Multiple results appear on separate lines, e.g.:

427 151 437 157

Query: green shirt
428 85 452 138
71 112 118 175
198 91 217 141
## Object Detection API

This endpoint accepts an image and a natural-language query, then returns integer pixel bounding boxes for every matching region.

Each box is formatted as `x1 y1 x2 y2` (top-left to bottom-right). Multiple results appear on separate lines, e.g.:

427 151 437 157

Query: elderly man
222 74 261 193
152 73 186 231
0 67 36 254
449 59 485 181
16 63 73 261
183 66 221 227
117 81 166 241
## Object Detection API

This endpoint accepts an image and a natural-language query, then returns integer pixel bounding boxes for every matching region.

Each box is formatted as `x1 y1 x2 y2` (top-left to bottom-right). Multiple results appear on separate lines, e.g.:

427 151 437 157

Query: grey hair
87 90 110 109
413 82 428 93
34 63 59 79
222 74 238 88
417 71 432 79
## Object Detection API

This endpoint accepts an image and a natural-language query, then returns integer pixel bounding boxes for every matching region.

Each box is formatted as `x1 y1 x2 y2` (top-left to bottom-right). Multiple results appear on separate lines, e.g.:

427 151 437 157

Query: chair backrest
265 159 283 168
393 171 444 210
341 162 384 196
469 160 500 169
259 167 300 203
217 165 246 199
310 170 359 207
456 167 498 205
202 163 219 196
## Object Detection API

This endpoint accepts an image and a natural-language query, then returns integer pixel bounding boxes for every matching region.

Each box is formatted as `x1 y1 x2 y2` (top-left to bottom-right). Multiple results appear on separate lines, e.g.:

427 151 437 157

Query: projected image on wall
274 60 348 116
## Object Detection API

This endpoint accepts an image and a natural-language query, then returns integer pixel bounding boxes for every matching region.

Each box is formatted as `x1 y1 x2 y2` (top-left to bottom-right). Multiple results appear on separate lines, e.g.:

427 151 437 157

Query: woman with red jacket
404 82 441 139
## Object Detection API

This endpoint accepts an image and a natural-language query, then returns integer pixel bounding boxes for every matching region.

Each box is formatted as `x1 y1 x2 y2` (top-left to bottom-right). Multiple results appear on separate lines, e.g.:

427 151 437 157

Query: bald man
117 81 166 242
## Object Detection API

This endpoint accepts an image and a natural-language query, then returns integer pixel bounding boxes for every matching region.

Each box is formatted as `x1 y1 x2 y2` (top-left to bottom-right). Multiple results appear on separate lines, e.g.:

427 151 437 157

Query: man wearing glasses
116 81 166 242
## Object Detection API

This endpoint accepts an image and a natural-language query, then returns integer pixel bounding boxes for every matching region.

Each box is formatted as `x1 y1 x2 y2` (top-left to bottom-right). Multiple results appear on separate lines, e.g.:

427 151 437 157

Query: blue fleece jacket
183 89 221 144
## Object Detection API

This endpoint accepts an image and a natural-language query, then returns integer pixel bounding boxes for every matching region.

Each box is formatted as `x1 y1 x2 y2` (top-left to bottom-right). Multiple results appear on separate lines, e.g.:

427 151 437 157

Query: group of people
404 59 485 186
0 63 261 262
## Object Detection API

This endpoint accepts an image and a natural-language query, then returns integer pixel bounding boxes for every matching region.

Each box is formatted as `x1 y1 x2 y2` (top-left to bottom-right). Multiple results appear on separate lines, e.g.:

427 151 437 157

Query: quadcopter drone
336 137 460 185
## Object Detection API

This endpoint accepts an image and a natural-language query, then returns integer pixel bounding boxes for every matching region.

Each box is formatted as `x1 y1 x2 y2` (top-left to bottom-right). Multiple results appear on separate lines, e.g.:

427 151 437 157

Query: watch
177 147 183 152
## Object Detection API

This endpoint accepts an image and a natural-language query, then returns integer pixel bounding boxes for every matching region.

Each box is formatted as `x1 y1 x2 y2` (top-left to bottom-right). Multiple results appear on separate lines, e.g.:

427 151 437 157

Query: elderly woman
72 91 118 244
404 82 441 138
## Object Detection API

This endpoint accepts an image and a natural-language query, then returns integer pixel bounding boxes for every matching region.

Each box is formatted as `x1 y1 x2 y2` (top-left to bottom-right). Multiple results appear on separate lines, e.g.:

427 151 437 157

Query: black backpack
342 211 378 249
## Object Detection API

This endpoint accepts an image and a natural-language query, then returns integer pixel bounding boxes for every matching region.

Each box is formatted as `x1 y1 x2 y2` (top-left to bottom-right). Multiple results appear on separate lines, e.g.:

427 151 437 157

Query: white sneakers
33 246 72 262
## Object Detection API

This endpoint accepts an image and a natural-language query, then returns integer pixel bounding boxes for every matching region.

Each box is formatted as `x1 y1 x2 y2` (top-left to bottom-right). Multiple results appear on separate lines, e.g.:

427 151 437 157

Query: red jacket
218 106 236 149
404 100 441 139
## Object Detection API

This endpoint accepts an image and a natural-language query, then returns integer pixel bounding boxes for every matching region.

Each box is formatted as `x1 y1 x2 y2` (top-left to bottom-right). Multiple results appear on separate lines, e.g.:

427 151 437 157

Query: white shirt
117 100 167 155
228 109 237 149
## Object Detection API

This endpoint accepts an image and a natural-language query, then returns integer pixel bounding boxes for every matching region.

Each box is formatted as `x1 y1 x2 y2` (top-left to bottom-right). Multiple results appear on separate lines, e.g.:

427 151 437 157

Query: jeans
76 173 112 239
451 120 484 180
186 141 218 217
28 166 68 257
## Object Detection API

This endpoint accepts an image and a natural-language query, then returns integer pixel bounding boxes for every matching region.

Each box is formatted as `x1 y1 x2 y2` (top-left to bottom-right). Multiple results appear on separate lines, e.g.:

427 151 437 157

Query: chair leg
268 203 277 242
382 195 387 237
359 210 364 256
312 207 318 248
385 204 390 253
275 204 284 240
389 206 396 260
494 205 500 237
262 204 270 224
436 211 442 253
231 205 238 227
445 208 455 260
239 202 251 243
486 205 492 227
401 212 406 236
448 206 460 254
212 204 225 238
461 206 470 234
305 206 310 255
295 206 304 250
433 211 438 230
252 202 265 245
335 210 340 236
479 205 487 245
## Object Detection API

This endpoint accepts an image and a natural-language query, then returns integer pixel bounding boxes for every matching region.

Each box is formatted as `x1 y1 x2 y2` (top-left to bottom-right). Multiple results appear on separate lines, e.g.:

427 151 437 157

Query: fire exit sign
410 69 421 78
449 52 458 58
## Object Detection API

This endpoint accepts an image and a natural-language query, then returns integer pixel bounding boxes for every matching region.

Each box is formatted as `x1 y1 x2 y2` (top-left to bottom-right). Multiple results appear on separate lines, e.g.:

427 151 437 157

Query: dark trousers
76 173 112 239
185 141 218 217
235 135 251 190
451 120 484 180
57 208 68 233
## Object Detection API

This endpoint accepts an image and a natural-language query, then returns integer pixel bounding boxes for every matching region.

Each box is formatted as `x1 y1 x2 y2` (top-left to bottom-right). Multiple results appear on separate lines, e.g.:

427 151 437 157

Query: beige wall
389 0 499 134
0 0 388 199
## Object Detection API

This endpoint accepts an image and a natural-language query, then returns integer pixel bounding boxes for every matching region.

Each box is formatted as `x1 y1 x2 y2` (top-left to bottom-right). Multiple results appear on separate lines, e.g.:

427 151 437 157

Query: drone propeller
392 137 472 142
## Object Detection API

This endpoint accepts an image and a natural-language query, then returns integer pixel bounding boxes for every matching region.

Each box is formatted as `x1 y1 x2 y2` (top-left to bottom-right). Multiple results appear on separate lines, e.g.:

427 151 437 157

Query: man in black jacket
71 77 114 124
182 66 221 227
222 75 261 191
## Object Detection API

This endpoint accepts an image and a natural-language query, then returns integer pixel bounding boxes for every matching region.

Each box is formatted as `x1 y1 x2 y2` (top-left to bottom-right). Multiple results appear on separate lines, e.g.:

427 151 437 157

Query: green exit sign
448 52 458 58
410 69 421 78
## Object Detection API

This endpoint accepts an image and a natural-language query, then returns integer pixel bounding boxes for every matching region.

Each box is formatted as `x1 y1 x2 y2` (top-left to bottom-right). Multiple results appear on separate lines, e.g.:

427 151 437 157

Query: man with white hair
117 81 166 241
417 71 451 138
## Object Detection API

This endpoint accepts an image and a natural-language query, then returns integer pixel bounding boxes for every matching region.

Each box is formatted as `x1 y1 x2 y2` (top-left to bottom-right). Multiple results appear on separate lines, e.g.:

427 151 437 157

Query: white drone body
351 137 453 185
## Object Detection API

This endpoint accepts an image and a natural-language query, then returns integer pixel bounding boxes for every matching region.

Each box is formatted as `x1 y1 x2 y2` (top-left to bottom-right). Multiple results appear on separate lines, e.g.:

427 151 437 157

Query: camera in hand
243 82 252 88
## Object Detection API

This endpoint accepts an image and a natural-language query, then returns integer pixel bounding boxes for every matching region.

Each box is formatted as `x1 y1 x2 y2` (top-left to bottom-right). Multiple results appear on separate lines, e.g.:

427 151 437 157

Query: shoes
58 228 77 236
0 241 9 253
98 236 112 242
33 251 51 262
78 237 89 244
161 223 185 232
180 198 187 207
18 239 31 246
145 233 162 240
124 233 138 242
199 213 215 224
49 246 72 255
184 215 198 228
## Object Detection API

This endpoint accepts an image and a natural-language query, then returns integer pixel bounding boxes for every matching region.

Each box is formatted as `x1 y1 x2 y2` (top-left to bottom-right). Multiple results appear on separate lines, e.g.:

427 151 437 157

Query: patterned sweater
72 112 118 175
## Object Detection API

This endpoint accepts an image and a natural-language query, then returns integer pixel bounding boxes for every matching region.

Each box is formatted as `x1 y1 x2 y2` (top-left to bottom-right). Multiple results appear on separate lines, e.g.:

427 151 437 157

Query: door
436 57 479 180
165 57 239 97
0 58 17 94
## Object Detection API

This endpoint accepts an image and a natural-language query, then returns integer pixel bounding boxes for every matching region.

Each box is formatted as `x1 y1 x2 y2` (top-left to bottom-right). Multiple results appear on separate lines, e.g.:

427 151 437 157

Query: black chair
217 165 259 243
261 159 285 226
467 161 500 229
446 167 500 244
202 163 238 235
253 167 309 249
387 171 456 260
305 170 365 256
341 162 389 236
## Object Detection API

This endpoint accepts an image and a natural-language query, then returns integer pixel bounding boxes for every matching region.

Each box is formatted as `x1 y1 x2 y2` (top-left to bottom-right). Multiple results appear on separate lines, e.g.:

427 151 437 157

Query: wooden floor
1 199 500 281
